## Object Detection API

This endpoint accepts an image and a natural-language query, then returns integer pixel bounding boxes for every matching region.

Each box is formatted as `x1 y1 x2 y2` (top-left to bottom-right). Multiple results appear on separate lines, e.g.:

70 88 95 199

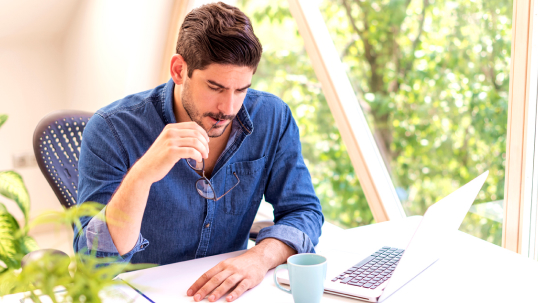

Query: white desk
117 216 538 302
3 217 537 302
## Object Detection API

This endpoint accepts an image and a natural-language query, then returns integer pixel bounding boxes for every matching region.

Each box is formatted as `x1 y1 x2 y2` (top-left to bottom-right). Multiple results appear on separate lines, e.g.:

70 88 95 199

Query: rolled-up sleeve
74 113 148 262
257 102 324 253
84 206 149 260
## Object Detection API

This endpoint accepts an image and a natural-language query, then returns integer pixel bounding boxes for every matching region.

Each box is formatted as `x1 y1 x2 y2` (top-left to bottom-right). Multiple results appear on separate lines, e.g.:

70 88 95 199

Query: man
74 2 323 302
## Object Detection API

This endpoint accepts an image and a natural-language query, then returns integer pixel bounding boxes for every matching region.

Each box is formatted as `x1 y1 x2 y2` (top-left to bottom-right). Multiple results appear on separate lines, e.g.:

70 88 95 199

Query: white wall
0 41 67 220
1 0 176 223
63 0 174 112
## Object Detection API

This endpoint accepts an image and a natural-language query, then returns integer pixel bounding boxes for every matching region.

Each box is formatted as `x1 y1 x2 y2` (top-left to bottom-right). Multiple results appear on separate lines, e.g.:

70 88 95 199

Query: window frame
505 0 536 255
286 0 405 222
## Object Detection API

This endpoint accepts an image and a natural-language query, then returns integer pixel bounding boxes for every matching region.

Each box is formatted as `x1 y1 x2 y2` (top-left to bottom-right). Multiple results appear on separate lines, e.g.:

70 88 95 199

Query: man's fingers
175 137 209 158
173 129 209 151
192 270 234 302
187 262 225 297
175 147 203 163
226 279 251 302
165 128 209 152
188 269 217 296
207 274 242 302
167 122 210 142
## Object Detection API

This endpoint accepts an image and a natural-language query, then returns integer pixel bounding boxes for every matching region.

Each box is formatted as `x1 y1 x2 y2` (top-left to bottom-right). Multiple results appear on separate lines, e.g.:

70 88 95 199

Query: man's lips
208 117 228 125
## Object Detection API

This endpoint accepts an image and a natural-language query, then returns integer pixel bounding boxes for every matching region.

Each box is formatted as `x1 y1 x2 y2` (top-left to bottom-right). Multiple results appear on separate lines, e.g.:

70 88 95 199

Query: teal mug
273 254 327 303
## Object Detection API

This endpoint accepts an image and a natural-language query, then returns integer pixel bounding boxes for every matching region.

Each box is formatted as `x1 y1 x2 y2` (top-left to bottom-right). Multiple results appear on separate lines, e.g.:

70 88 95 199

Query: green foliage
0 115 37 270
239 0 511 244
0 203 22 269
0 251 152 302
0 202 155 302
0 171 31 224
0 114 7 129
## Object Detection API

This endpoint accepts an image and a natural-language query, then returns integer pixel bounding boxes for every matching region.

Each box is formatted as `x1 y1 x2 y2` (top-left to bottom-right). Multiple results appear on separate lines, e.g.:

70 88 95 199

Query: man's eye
209 86 220 91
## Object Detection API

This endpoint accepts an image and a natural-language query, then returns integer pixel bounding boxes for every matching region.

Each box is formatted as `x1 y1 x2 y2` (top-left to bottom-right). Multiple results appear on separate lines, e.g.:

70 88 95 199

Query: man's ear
170 54 187 85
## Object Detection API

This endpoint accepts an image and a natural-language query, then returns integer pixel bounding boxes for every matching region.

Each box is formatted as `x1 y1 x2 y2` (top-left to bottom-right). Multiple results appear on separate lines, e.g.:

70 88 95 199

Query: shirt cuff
255 223 315 253
86 206 149 259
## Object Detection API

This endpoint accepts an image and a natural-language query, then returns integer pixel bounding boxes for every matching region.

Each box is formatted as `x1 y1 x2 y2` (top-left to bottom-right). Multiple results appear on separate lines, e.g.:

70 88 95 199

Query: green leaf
0 206 21 269
0 171 30 224
0 114 7 129
20 235 39 255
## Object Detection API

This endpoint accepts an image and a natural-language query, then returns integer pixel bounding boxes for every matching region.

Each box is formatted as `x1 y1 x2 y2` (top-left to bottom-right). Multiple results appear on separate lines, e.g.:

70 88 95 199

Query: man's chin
208 122 231 138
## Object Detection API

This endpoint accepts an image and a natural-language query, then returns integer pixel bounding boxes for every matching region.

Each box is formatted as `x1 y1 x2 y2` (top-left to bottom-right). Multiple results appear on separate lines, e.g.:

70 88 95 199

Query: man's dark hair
175 2 263 78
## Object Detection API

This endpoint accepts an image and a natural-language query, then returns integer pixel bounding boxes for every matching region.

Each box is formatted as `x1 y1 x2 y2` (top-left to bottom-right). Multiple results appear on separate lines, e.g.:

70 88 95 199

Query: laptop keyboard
331 246 404 290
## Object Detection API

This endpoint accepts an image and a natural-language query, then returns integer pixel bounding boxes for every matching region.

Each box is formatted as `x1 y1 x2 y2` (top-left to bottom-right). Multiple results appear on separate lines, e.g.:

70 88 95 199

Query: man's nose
217 91 235 115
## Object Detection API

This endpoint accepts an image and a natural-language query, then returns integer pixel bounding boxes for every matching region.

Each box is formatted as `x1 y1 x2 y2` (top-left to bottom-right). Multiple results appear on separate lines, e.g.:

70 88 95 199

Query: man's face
181 63 254 138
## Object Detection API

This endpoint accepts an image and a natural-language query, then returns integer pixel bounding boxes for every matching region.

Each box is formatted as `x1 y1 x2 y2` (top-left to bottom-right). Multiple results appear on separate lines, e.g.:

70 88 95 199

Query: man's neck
173 85 191 124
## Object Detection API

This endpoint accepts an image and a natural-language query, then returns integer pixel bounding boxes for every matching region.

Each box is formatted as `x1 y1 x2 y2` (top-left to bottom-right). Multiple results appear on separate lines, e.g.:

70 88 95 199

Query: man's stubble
181 77 233 138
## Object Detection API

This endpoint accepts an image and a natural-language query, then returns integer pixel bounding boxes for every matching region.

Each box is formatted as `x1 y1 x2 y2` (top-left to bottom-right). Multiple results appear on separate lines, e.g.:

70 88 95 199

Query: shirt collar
162 78 177 124
161 78 254 135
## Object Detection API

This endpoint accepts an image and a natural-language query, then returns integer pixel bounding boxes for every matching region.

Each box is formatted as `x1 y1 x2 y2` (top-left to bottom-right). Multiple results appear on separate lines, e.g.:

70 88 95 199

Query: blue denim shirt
73 78 324 265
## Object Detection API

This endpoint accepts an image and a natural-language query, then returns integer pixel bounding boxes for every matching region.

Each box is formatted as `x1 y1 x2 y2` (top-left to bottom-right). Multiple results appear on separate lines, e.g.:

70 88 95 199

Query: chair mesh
34 112 92 209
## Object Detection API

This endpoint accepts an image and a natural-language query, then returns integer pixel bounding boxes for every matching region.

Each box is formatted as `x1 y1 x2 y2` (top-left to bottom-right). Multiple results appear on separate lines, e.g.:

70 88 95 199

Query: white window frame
515 0 538 258
286 0 405 222
504 0 536 255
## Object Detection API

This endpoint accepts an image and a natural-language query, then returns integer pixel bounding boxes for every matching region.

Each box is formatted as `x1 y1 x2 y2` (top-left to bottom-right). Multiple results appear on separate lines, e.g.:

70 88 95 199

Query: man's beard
181 78 235 138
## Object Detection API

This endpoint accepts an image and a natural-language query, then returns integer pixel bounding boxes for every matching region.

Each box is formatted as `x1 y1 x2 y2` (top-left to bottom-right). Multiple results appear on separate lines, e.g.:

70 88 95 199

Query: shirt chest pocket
223 156 267 215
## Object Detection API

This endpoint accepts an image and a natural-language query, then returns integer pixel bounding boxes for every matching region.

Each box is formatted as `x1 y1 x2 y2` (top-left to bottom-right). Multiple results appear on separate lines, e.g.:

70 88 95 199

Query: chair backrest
33 111 93 209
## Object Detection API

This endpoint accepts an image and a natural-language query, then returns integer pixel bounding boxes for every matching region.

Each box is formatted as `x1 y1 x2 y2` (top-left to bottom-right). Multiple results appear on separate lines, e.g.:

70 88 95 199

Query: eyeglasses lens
187 158 204 171
196 178 215 199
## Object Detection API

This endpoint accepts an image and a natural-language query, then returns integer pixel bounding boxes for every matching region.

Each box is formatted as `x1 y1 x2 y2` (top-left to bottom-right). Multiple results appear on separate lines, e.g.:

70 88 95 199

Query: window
317 0 512 245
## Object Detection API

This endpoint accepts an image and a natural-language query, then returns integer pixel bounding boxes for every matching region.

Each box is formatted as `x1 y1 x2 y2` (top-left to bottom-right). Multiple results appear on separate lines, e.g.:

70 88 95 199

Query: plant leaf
20 235 39 255
0 114 7 129
0 171 30 224
0 206 21 269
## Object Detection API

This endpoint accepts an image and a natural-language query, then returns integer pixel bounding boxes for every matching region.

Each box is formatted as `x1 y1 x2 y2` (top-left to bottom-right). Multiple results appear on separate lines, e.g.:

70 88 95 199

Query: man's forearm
106 164 153 255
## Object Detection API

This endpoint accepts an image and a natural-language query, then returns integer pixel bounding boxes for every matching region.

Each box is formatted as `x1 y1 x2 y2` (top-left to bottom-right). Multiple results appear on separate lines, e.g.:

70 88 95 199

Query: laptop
277 171 489 302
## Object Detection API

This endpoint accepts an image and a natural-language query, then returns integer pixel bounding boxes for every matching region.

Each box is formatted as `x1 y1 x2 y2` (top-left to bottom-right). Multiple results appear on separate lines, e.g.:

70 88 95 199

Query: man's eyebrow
207 80 251 91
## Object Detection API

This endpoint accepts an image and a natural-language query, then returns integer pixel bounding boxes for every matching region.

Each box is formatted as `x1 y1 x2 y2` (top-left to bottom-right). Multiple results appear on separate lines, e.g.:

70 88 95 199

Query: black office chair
33 111 92 209
28 110 271 265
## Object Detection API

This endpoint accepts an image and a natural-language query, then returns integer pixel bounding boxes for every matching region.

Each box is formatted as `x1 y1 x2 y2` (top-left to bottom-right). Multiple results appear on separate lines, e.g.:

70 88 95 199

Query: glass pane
318 0 511 245
237 0 374 228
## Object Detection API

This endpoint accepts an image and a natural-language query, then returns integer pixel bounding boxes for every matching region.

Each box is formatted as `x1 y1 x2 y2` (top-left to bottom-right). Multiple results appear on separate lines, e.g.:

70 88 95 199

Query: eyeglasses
186 120 240 201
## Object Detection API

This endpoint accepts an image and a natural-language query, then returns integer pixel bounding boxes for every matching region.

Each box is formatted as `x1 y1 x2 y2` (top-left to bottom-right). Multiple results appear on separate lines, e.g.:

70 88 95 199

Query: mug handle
273 264 292 294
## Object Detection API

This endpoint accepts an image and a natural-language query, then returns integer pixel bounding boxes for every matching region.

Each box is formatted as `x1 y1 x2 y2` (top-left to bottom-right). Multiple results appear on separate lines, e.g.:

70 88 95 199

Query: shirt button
205 223 210 228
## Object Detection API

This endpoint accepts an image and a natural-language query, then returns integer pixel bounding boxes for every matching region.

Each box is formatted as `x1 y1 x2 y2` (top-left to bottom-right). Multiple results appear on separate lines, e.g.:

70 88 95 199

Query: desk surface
3 217 537 303
118 216 538 302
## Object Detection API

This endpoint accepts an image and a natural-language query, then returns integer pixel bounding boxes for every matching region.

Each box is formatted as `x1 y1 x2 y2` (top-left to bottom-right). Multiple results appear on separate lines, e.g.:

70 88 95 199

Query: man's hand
133 122 209 184
187 239 296 302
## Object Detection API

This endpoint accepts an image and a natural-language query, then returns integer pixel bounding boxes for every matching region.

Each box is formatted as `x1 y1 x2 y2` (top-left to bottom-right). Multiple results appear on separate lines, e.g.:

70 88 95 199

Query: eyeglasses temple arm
215 172 240 201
